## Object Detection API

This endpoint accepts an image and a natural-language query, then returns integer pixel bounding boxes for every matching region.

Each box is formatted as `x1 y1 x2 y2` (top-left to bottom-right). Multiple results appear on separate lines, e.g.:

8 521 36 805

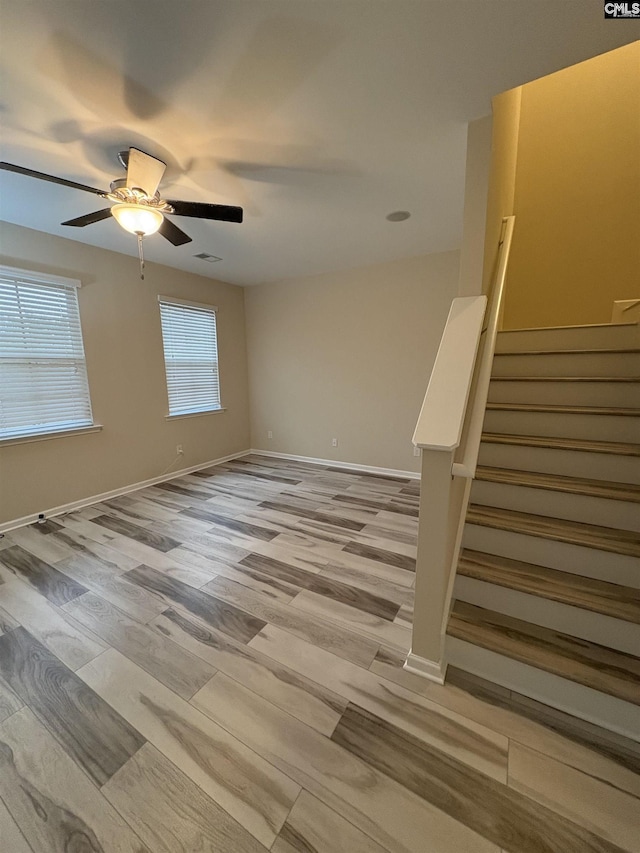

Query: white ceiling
0 1 637 285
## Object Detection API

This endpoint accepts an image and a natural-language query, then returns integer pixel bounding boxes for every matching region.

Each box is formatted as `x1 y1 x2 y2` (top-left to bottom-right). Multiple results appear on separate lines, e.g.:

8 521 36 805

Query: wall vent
193 252 222 263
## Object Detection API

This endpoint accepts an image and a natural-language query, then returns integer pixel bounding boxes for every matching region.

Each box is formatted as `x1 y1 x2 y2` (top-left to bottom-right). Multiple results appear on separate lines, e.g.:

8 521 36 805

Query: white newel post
406 217 515 684
406 450 471 683
407 449 454 682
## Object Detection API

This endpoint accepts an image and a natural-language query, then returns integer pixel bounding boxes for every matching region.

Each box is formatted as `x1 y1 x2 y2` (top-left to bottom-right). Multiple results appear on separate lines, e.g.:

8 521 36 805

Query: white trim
165 408 226 421
403 651 448 684
249 449 420 480
158 295 217 312
498 321 638 333
0 264 81 289
451 461 473 478
0 424 103 448
1 447 418 534
0 449 252 534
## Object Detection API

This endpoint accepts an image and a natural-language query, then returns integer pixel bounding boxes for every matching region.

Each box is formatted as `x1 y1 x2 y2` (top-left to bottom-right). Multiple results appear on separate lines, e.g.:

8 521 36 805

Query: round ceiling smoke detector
386 210 411 222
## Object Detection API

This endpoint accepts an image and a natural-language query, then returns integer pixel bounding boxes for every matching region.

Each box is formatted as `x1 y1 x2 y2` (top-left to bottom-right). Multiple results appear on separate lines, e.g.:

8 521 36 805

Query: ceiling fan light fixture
111 202 164 236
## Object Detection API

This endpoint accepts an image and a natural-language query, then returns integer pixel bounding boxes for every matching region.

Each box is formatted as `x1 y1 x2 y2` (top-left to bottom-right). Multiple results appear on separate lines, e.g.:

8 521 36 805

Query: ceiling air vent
193 252 222 263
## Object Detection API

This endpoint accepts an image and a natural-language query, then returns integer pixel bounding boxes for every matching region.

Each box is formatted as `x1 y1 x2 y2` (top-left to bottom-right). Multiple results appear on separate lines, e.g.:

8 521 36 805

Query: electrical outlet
176 444 184 455
331 438 338 447
413 446 421 457
267 430 273 439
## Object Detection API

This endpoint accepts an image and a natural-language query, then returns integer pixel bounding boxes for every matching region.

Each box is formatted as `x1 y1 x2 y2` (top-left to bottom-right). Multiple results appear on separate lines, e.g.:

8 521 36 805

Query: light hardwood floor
0 455 638 852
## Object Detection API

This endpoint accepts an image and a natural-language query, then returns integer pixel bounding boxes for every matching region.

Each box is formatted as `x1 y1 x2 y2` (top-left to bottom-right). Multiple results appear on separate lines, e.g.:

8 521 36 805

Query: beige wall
458 115 492 298
503 42 640 328
244 251 460 474
0 223 250 525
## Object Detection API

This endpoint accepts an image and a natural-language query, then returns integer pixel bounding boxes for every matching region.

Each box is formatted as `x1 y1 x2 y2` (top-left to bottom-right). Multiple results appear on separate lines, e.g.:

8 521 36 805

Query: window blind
158 298 221 416
0 268 94 440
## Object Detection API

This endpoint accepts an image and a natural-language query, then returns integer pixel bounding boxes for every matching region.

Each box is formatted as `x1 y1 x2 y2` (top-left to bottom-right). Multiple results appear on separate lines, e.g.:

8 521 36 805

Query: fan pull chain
136 232 145 280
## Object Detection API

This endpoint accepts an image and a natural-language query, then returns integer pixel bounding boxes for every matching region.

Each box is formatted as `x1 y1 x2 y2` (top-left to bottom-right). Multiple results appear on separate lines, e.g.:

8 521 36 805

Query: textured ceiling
0 1 637 285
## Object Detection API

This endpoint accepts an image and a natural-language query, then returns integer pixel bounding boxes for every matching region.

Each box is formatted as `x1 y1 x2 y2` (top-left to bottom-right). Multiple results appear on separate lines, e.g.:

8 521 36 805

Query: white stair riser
495 324 640 352
445 637 640 739
477 442 640 484
491 351 639 377
483 409 639 442
488 380 640 408
462 523 640 588
453 575 640 655
470 480 640 532
457 325 640 740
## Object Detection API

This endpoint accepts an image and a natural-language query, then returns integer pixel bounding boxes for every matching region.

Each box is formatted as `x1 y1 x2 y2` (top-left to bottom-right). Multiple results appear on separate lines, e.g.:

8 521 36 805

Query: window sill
165 408 227 421
0 424 103 448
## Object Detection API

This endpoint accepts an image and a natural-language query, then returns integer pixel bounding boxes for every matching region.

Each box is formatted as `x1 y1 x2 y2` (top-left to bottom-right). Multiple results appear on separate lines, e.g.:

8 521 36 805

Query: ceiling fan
0 148 243 277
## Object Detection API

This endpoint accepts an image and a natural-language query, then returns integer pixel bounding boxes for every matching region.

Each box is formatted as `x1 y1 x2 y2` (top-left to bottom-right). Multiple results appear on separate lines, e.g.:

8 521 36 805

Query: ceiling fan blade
61 208 113 227
0 161 105 195
158 217 192 246
167 200 243 223
126 147 166 197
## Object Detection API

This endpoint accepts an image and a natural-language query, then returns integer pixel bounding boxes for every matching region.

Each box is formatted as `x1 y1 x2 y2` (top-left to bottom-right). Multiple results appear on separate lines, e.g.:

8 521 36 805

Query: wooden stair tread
467 504 640 557
494 347 640 356
458 549 640 624
490 375 640 383
486 402 639 416
481 432 640 457
445 666 640 774
455 334 640 718
475 466 640 502
447 601 640 705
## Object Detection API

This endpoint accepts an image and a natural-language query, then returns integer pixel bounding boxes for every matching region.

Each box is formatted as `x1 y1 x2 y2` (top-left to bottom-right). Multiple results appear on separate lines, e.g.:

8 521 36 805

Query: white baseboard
1 447 417 534
249 448 420 480
403 651 447 685
0 449 252 534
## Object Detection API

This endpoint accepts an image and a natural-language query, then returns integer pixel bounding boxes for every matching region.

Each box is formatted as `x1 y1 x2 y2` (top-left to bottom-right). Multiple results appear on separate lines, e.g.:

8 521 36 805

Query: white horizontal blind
158 299 220 416
0 269 93 439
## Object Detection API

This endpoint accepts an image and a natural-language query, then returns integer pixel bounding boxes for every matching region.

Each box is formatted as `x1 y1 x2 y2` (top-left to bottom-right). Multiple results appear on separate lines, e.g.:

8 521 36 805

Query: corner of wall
458 114 493 298
482 86 522 295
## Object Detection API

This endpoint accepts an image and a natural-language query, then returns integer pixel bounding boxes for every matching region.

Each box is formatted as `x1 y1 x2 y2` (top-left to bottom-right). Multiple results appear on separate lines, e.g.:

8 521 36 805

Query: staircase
445 321 640 739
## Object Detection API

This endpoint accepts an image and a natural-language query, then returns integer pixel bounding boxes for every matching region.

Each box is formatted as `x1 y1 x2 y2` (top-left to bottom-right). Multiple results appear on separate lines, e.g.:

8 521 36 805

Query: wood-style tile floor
0 455 638 853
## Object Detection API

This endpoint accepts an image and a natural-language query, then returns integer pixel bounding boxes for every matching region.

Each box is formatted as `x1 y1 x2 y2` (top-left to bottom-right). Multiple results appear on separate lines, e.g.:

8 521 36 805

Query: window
158 296 222 417
0 266 94 440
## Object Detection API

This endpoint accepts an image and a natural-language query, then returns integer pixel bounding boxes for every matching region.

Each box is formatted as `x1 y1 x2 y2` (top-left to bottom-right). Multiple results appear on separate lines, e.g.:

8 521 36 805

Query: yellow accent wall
503 42 640 328
482 87 522 295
